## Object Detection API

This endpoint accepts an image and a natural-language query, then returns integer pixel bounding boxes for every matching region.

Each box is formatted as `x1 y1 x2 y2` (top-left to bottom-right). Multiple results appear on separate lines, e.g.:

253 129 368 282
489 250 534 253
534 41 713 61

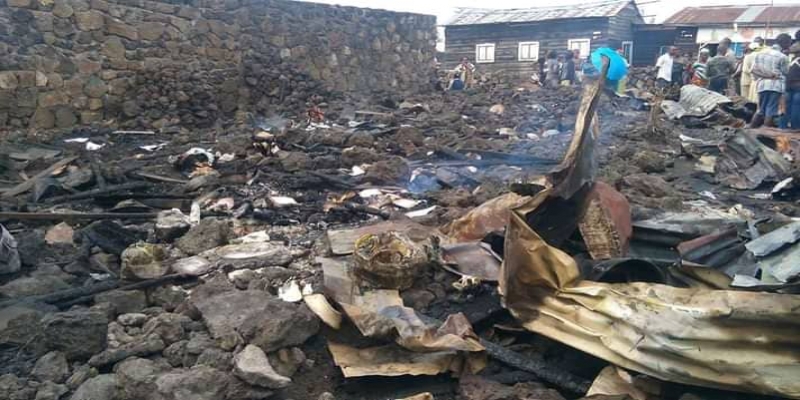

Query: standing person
656 46 678 88
581 55 599 80
616 47 631 94
545 50 560 88
453 57 476 89
538 58 546 84
675 52 690 86
717 37 734 57
752 34 791 127
782 43 800 129
430 58 445 92
572 49 581 64
690 49 711 87
707 40 737 94
560 51 576 86
556 53 565 81
741 43 759 102
572 49 582 82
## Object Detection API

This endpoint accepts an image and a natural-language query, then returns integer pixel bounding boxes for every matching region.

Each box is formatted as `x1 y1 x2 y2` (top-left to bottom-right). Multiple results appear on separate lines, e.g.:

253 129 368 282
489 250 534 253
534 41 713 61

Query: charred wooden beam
44 182 151 204
0 211 159 221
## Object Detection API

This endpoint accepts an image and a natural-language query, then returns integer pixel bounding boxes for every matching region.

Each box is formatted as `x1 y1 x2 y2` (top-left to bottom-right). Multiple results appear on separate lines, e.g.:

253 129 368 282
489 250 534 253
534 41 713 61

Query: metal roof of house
664 4 800 26
446 0 633 26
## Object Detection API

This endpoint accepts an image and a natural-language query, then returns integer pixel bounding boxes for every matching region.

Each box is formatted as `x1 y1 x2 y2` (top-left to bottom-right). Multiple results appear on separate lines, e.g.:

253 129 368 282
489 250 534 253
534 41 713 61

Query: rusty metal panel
665 5 800 26
664 6 748 25
753 6 800 24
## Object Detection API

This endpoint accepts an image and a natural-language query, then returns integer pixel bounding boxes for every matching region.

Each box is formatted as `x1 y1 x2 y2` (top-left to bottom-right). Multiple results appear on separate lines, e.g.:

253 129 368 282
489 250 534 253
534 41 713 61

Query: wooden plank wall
630 26 698 66
631 29 675 66
606 2 642 49
444 18 610 79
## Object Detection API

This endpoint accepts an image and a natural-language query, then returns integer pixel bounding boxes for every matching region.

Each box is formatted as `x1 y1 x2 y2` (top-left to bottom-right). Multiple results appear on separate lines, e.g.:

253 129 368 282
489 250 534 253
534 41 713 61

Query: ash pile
1 63 800 400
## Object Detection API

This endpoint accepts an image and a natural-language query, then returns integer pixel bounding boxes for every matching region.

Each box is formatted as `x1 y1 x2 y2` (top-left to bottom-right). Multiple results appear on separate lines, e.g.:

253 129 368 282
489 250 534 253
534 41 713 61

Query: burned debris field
3 1 800 400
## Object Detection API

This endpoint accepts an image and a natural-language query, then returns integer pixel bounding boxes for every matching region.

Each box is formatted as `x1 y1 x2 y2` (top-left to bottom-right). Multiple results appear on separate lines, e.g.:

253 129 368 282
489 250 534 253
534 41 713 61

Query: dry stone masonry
0 0 437 129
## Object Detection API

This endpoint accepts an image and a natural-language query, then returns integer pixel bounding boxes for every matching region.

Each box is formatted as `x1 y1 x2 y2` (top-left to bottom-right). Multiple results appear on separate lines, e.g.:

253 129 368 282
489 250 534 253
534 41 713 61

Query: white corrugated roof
446 0 634 26
735 6 769 23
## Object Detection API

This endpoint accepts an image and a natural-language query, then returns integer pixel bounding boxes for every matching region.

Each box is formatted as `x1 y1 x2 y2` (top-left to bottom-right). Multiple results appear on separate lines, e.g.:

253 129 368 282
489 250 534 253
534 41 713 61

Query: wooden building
630 25 698 66
444 0 644 79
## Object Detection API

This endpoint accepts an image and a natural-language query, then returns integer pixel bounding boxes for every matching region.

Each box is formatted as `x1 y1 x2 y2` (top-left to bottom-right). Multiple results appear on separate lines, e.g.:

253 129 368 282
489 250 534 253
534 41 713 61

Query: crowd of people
537 48 630 91
655 33 800 129
444 47 630 93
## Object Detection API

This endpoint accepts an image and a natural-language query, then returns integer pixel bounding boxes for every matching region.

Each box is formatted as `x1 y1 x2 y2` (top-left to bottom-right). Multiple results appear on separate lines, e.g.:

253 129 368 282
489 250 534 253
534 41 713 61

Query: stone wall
0 0 437 129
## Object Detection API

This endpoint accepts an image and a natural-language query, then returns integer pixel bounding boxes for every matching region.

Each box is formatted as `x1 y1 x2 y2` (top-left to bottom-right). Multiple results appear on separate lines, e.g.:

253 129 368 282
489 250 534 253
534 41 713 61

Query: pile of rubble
626 66 658 92
1 65 800 400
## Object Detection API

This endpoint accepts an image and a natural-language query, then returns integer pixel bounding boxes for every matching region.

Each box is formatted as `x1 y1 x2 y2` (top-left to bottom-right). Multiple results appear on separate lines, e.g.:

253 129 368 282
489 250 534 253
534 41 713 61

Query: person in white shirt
656 46 679 88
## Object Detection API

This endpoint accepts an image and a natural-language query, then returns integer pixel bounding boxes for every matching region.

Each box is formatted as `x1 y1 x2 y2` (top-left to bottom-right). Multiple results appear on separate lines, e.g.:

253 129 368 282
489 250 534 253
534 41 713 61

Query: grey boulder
153 366 231 400
42 309 108 360
70 374 116 400
193 290 319 352
32 351 69 383
233 344 291 389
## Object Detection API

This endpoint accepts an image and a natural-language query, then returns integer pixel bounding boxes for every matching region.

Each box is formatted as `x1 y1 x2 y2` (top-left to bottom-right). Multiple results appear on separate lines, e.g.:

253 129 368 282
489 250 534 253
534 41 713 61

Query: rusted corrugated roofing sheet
665 5 800 25
664 6 749 25
753 6 800 24
446 0 632 26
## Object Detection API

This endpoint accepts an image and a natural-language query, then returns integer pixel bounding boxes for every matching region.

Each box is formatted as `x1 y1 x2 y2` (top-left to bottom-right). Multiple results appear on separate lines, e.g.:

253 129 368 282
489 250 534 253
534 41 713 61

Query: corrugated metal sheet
446 0 631 26
735 6 768 24
664 6 748 25
753 6 800 24
661 84 731 119
666 5 800 26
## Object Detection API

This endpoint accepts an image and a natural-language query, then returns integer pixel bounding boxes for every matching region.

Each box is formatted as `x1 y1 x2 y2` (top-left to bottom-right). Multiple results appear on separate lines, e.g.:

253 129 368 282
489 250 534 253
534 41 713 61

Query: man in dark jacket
708 38 737 94
782 43 800 129
560 51 576 85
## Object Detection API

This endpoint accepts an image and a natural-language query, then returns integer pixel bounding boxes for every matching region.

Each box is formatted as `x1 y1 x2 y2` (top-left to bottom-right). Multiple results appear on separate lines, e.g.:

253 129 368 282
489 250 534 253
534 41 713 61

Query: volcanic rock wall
0 0 437 129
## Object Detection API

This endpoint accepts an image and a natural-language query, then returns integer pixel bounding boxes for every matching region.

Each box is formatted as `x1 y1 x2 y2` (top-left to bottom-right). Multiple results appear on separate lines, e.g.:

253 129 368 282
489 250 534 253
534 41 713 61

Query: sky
295 0 768 25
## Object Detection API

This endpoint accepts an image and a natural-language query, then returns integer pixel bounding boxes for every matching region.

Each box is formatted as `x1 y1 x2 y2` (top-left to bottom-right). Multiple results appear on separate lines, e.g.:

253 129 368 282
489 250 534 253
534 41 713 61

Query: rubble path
3 83 786 400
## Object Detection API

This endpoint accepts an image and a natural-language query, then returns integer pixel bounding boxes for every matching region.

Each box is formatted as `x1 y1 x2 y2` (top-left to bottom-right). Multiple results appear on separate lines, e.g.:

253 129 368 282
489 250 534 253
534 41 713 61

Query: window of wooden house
476 43 496 63
621 41 633 63
568 38 591 58
518 42 540 61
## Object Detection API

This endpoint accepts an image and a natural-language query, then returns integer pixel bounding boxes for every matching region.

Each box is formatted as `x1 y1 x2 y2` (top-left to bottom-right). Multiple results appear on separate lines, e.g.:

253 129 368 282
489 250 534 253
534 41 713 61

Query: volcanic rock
142 313 190 345
153 366 230 400
233 344 291 389
95 290 147 315
192 290 319 351
70 374 116 400
41 309 108 360
175 219 230 256
88 334 166 367
31 351 69 383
